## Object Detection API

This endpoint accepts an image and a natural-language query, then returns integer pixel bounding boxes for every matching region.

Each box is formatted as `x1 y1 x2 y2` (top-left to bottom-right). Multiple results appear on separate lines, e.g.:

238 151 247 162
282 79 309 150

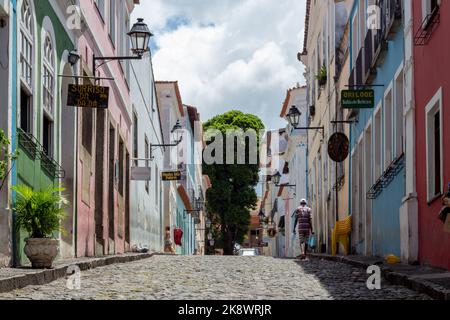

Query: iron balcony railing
17 128 65 179
366 153 405 200
348 0 402 88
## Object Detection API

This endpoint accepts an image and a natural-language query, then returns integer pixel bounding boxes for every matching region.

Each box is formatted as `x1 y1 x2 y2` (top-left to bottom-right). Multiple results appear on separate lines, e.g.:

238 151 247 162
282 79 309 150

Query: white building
156 81 184 250
130 53 165 252
279 86 309 258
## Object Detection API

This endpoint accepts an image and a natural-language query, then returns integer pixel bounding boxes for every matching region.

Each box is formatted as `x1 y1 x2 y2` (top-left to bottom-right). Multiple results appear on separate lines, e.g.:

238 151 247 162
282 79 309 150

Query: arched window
20 0 33 88
19 0 34 134
42 33 55 157
43 35 55 115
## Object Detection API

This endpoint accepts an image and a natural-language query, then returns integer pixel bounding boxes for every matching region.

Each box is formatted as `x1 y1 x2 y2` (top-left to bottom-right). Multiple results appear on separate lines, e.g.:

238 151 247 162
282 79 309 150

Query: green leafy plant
0 129 18 191
315 64 327 85
12 185 68 238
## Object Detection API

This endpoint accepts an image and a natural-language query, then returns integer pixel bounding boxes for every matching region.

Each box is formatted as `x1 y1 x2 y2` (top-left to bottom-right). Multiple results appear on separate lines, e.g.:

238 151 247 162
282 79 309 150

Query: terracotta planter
24 238 59 269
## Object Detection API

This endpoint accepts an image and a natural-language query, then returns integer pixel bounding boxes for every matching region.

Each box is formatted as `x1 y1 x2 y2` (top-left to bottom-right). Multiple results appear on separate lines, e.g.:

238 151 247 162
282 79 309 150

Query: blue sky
133 0 306 131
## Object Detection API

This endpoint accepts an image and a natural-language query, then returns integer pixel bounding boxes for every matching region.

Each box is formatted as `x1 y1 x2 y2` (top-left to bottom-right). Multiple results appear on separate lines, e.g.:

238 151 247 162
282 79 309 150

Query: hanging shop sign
67 84 109 109
130 167 152 181
328 132 350 163
161 171 182 181
341 89 374 109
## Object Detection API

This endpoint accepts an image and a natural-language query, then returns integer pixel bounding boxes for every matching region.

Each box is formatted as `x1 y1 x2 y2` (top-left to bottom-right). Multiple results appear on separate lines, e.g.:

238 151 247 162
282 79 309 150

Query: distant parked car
239 248 259 256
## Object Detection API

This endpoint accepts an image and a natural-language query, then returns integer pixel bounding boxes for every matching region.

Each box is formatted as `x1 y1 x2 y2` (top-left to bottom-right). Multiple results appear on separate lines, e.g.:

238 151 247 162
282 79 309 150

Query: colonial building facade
412 0 450 269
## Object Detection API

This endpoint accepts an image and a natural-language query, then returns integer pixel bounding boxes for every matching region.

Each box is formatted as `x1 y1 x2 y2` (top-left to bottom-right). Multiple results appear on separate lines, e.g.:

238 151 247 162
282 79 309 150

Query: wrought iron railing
18 128 40 159
414 6 440 46
366 153 405 200
17 128 65 179
348 0 402 87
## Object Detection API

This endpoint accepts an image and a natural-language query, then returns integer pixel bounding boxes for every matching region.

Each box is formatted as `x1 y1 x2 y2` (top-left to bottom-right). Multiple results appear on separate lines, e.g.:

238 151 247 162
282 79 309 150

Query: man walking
293 199 313 260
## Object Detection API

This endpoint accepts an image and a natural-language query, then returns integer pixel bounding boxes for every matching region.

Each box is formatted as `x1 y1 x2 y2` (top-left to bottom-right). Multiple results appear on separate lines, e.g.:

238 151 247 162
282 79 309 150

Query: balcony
17 128 65 179
348 0 402 88
414 5 440 46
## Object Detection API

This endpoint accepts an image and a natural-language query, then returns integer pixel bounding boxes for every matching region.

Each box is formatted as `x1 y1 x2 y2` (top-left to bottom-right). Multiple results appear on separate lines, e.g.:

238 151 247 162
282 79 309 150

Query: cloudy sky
132 0 306 130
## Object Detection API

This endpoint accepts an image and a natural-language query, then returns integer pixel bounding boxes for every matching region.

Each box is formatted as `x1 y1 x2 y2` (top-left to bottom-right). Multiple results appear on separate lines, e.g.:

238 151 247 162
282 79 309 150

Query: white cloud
132 0 306 130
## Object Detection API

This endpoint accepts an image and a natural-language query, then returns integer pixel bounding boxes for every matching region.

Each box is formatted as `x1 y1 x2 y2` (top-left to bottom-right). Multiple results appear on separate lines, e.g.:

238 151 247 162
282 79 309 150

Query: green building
13 0 79 265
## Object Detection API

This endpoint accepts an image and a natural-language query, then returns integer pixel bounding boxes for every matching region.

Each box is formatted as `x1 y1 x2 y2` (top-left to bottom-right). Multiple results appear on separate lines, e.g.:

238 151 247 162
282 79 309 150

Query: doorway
95 109 105 255
108 125 115 254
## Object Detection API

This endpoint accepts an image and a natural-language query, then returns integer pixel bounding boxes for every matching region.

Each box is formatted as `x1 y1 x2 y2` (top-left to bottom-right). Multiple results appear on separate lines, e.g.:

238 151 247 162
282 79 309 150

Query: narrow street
0 256 431 300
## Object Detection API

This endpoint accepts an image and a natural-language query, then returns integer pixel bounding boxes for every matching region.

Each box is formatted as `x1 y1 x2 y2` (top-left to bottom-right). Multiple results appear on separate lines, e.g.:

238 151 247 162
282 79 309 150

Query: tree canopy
203 110 264 255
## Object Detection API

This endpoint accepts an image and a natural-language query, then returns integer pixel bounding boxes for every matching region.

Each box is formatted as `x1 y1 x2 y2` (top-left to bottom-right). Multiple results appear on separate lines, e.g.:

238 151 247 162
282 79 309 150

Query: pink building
75 0 138 257
413 0 450 269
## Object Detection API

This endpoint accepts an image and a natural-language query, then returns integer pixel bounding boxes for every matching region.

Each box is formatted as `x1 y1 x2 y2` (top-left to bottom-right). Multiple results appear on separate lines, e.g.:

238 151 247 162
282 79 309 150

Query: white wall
130 53 164 252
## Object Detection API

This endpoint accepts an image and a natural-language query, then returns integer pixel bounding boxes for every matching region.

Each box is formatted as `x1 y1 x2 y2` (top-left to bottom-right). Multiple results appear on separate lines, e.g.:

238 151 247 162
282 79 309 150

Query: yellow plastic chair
331 215 352 256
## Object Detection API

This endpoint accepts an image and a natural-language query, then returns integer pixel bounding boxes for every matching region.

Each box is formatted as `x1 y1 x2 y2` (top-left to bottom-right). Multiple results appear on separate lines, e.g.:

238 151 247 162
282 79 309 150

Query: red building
413 0 450 269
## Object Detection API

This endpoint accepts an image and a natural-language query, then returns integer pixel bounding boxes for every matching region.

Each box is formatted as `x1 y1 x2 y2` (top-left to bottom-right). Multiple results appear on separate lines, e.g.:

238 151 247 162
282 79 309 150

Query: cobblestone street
0 256 432 300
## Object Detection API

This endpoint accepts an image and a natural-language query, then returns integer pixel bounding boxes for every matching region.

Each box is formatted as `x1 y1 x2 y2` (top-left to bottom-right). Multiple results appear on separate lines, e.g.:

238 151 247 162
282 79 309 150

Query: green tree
203 110 264 255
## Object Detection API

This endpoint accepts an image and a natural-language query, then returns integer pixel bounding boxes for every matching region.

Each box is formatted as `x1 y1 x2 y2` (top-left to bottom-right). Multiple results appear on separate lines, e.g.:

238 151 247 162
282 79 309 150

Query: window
359 0 366 46
145 136 149 193
20 88 32 133
82 76 94 154
43 36 55 115
43 116 52 156
109 0 116 46
42 35 55 156
423 0 440 20
384 88 393 168
119 138 124 196
155 164 159 206
395 70 404 157
20 0 33 89
94 0 105 21
374 106 382 179
125 13 131 83
426 88 443 200
133 112 138 166
352 14 358 67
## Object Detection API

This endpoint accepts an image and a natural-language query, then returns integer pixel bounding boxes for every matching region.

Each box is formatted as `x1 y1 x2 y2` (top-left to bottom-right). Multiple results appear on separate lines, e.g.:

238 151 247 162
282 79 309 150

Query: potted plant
12 185 68 269
316 64 327 86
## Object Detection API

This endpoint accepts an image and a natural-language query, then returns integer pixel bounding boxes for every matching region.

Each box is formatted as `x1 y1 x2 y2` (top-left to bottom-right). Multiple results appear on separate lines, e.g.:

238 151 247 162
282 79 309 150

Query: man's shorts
299 232 310 244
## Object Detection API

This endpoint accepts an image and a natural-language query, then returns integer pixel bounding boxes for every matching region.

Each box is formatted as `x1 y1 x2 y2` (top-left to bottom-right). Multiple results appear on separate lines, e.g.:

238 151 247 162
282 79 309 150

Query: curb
308 253 450 300
0 252 160 293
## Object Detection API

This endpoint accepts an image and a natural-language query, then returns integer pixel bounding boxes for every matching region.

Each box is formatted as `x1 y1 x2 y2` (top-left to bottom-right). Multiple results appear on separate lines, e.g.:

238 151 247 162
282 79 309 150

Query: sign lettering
67 84 109 109
162 171 182 181
341 89 375 109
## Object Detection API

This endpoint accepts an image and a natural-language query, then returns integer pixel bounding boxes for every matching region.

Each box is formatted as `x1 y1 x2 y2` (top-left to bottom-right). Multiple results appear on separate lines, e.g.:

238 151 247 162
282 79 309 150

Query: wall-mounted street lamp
132 122 183 163
286 105 324 139
171 120 182 133
271 171 296 188
93 18 153 75
68 50 81 66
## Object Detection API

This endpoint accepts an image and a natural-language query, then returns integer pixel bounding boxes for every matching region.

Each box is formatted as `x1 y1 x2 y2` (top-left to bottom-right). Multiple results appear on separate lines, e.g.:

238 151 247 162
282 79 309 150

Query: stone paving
0 256 433 300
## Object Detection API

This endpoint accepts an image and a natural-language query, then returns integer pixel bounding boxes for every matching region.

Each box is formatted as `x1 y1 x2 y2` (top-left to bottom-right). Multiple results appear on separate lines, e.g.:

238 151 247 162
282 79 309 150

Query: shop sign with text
341 89 374 109
67 84 109 109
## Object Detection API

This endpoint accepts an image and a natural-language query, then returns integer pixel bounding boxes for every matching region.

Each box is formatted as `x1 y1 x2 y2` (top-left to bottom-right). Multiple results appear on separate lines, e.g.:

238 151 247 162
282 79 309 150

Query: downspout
11 0 18 267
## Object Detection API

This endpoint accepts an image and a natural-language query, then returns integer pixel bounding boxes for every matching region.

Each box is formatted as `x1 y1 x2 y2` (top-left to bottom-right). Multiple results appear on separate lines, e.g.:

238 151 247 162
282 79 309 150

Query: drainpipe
72 51 80 258
11 0 18 267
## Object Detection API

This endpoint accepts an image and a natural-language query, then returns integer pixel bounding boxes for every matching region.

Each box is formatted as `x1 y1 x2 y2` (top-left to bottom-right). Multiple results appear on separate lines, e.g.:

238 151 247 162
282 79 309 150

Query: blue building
174 105 201 255
0 0 15 267
348 0 405 257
